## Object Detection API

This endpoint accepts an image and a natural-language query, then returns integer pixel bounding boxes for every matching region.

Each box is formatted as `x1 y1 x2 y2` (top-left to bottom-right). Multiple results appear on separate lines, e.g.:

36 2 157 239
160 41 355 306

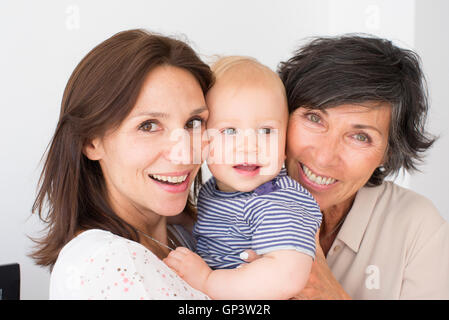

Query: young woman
31 29 213 299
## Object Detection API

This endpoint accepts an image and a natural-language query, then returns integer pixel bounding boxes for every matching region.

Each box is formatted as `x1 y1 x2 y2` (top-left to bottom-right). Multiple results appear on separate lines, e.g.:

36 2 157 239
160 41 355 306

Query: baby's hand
163 247 212 292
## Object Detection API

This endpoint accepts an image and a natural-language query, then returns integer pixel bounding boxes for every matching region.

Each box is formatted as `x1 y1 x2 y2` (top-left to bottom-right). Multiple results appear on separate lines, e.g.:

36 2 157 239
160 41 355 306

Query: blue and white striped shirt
193 168 322 269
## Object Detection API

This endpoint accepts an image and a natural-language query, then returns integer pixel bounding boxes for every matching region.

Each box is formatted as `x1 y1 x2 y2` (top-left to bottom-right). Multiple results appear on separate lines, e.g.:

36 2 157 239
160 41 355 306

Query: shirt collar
336 183 384 253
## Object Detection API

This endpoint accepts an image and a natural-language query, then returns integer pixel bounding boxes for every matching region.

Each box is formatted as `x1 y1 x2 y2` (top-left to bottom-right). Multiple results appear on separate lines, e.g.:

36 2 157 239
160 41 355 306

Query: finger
174 246 192 254
239 249 261 262
168 248 187 260
163 256 184 276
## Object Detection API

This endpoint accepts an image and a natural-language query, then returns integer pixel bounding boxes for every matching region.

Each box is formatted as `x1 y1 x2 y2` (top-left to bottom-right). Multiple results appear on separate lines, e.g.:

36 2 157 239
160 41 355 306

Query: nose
164 128 195 165
311 133 342 169
235 129 258 163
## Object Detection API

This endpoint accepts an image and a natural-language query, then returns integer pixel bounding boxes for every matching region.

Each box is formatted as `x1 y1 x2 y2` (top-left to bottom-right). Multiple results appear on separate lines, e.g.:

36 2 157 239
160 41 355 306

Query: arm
164 247 312 300
291 230 351 300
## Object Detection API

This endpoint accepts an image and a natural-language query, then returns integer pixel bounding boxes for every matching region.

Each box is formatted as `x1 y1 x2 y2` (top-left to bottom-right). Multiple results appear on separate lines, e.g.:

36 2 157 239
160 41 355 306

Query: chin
153 196 190 216
234 182 261 193
156 204 187 216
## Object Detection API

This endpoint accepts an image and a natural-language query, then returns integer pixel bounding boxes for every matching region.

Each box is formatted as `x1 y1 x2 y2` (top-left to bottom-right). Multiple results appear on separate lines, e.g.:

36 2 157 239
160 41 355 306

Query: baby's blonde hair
209 56 286 98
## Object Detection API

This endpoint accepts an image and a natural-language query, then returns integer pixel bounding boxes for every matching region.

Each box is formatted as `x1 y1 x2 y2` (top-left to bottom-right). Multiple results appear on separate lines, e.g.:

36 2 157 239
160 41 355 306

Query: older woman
32 29 213 299
279 35 449 299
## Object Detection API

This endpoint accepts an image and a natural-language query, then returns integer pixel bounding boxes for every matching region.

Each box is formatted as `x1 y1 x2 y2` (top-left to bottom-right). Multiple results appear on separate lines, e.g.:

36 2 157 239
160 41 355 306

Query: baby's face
205 80 288 192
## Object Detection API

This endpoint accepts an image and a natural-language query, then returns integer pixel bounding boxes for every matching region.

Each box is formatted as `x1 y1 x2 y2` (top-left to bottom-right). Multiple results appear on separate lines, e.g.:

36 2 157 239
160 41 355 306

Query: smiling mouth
148 173 188 185
301 164 337 185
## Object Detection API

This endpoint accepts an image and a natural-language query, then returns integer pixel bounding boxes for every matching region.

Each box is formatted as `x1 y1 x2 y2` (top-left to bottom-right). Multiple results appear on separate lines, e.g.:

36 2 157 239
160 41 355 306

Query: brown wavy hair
31 29 213 268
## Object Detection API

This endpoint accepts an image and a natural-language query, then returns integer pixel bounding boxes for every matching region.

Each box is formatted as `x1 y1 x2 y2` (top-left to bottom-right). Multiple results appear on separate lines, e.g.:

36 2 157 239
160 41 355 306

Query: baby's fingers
163 253 184 276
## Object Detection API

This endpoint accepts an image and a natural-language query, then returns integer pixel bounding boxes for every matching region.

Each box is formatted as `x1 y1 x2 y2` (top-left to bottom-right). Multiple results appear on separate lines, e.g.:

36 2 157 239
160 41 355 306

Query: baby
164 56 322 299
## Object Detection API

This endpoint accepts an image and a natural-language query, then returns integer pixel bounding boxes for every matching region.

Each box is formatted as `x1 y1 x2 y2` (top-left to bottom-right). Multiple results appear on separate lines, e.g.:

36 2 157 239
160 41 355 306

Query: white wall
411 0 449 223
0 0 447 299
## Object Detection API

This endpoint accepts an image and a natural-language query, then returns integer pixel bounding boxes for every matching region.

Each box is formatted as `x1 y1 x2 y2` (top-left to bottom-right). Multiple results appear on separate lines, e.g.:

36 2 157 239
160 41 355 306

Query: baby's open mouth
232 164 261 172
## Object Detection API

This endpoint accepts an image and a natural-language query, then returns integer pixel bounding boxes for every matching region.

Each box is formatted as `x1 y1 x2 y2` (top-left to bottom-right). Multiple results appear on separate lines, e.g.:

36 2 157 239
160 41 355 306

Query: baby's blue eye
222 128 237 135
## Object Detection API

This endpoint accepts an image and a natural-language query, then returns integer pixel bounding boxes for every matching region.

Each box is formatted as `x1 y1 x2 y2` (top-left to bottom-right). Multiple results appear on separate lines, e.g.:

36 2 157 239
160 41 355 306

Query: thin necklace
323 215 347 239
137 229 176 251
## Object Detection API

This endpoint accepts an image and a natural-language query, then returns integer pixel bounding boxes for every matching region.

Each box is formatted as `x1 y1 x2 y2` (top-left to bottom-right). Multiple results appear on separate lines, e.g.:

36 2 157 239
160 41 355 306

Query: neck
215 178 237 192
106 188 169 257
320 195 355 255
135 216 171 259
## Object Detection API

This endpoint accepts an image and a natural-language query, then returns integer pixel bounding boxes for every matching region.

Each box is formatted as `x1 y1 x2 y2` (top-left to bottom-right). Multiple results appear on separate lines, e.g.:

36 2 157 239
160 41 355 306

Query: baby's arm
164 247 312 300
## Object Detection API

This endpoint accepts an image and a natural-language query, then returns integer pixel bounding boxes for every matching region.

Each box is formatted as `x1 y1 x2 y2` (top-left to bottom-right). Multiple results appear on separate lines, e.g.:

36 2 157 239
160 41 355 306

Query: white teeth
302 164 336 185
150 174 187 184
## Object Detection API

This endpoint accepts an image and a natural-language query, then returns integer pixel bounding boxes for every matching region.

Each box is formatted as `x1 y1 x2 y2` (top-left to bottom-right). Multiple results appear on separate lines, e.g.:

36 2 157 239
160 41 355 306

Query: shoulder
54 229 120 264
50 229 209 300
249 173 318 209
359 181 446 249
49 229 126 299
198 177 217 197
244 173 321 220
365 181 443 226
51 229 137 280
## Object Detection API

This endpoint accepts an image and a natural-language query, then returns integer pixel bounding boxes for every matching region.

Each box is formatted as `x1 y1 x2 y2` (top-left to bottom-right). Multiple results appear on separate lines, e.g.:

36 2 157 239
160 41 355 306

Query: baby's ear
83 137 104 161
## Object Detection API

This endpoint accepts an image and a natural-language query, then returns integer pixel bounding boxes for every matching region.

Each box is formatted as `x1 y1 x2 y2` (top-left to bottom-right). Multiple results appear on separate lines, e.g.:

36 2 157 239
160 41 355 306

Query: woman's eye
185 117 204 130
258 128 272 135
139 121 160 132
306 113 321 123
353 133 370 143
221 128 237 135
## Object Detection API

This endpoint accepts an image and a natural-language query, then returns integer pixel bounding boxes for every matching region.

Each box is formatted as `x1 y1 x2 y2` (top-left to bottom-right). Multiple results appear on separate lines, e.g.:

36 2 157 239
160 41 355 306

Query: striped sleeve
243 185 322 259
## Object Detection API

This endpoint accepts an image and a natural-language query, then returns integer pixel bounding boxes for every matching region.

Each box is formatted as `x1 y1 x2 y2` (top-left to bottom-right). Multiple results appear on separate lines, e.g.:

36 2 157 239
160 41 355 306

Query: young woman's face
286 103 391 212
86 66 208 224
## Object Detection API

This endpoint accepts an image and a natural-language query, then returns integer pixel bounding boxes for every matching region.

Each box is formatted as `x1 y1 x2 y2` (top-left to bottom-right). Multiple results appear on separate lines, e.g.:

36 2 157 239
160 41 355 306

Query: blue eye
258 128 272 134
139 120 161 132
221 128 237 135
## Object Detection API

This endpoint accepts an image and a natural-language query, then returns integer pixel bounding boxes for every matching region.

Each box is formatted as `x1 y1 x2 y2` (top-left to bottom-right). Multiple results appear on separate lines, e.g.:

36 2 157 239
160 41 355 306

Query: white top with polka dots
49 228 209 300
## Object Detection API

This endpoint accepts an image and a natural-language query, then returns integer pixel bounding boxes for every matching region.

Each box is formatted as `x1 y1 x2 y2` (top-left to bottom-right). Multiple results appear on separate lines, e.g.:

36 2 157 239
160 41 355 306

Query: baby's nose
235 129 258 162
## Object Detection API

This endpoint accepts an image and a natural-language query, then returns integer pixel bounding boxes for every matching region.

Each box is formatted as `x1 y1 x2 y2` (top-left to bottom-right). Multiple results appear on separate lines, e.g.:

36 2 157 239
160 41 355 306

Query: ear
83 137 104 161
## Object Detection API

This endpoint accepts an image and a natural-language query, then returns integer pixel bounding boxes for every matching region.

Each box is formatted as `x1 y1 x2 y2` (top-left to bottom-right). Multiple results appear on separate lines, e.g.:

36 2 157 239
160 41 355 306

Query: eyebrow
190 106 208 116
352 124 383 136
132 106 208 119
314 109 383 136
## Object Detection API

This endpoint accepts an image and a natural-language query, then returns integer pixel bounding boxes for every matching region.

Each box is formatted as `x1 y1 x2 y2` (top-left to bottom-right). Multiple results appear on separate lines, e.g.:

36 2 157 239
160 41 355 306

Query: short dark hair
278 34 437 186
31 29 213 268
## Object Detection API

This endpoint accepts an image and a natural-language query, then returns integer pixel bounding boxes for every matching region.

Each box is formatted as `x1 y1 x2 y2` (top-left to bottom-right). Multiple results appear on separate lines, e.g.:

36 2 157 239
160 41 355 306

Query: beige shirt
327 181 449 299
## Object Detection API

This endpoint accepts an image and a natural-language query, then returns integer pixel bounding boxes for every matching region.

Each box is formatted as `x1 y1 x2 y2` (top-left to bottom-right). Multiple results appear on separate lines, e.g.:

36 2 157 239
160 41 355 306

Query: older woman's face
87 66 208 221
286 104 391 212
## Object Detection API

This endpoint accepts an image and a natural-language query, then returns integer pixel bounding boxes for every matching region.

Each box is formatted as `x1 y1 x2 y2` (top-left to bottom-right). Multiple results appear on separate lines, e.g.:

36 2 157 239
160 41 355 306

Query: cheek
258 134 286 168
344 149 384 183
207 136 234 164
105 137 160 177
286 121 308 158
